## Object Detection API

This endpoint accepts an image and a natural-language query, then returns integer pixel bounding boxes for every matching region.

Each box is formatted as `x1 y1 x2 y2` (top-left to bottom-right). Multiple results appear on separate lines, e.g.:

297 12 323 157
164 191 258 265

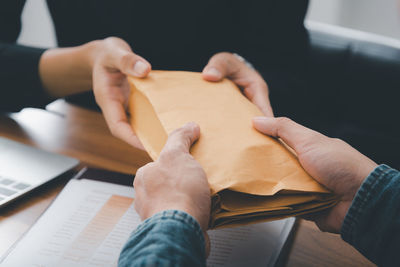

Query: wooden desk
0 100 375 266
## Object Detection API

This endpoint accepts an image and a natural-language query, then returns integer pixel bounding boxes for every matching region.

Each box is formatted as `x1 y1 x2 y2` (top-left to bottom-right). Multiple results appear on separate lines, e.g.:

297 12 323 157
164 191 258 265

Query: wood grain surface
0 100 375 266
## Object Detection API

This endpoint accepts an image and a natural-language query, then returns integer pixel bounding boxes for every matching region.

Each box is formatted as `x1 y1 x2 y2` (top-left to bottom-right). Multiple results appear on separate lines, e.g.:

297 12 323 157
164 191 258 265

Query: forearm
39 40 100 98
119 210 206 267
0 40 99 111
0 43 48 111
341 165 400 266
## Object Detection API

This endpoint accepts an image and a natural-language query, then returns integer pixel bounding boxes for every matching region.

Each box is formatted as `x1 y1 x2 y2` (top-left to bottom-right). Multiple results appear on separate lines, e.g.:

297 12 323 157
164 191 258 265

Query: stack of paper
1 173 297 267
128 71 337 229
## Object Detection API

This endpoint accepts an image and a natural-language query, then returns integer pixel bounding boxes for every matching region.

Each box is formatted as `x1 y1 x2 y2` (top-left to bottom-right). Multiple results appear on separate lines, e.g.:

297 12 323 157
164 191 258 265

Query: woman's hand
202 52 273 117
253 116 378 233
91 37 151 149
39 37 151 149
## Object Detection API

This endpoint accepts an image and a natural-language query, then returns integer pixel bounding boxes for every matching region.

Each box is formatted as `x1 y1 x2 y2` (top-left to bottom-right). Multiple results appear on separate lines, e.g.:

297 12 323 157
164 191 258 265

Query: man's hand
91 37 152 149
202 52 273 117
133 122 211 232
253 116 378 233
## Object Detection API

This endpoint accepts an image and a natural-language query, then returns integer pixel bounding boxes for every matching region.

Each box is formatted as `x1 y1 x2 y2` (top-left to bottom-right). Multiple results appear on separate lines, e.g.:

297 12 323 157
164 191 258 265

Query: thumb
99 37 152 77
161 122 201 155
202 52 246 82
203 53 273 117
252 116 320 154
114 50 151 78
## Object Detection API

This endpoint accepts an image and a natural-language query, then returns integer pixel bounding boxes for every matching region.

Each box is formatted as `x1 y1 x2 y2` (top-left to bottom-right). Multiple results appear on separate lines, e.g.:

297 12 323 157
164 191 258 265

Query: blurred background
18 0 400 48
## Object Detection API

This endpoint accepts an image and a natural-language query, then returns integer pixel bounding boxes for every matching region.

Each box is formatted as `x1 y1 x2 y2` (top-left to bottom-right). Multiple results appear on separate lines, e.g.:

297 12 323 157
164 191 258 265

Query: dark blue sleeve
0 0 50 112
341 164 400 267
118 210 206 267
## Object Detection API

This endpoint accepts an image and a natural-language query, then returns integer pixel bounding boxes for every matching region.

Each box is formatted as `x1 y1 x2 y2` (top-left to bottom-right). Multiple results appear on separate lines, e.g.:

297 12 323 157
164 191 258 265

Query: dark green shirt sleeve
341 164 400 267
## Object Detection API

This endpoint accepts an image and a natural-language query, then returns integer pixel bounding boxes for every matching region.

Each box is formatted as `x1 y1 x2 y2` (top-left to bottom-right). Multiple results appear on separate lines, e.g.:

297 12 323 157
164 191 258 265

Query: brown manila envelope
128 70 337 229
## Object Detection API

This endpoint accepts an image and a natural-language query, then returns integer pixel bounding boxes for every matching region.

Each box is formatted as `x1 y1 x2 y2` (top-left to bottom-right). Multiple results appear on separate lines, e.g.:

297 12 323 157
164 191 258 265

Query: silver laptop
0 136 79 208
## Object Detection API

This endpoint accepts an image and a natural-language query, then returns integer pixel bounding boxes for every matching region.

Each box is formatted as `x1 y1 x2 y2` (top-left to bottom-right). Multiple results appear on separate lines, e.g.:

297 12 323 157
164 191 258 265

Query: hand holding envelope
128 71 337 229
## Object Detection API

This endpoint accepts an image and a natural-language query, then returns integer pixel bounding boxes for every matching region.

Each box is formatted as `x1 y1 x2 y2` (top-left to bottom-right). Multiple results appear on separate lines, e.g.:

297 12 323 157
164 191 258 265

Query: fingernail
205 67 221 78
132 61 148 76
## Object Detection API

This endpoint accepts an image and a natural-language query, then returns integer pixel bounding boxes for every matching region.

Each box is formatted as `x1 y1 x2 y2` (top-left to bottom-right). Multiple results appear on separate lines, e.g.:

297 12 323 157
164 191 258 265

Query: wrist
341 165 396 245
335 163 378 232
39 43 96 97
346 159 378 202
82 40 104 69
172 199 210 232
144 201 210 231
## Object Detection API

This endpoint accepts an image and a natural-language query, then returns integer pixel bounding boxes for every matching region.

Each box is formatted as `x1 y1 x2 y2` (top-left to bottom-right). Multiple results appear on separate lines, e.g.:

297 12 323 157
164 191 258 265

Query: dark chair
305 22 400 168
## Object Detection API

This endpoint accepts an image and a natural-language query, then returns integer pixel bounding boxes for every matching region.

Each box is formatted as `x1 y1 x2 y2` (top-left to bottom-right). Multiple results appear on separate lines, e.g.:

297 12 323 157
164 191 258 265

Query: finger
255 98 274 117
103 38 151 77
161 122 200 155
252 116 320 154
244 86 274 117
202 53 273 116
202 52 244 82
112 50 151 78
101 98 145 149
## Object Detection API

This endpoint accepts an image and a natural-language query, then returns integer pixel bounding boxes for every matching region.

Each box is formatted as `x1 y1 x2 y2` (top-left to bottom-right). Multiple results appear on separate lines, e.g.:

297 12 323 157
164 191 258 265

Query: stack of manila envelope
128 71 337 229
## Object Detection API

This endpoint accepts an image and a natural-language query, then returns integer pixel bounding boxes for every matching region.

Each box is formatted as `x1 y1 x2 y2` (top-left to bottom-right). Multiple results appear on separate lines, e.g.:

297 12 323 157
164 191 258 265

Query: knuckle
104 36 124 46
214 51 233 59
168 146 182 156
140 162 156 172
179 125 192 137
120 53 134 69
133 176 139 188
160 147 181 160
104 36 119 42
134 163 154 184
329 137 346 146
109 125 119 137
169 127 182 137
103 37 132 55
254 80 268 91
210 52 234 68
276 117 292 126
108 126 117 136
167 130 188 145
133 168 144 187
103 37 120 49
93 93 103 107
171 124 191 137
275 117 292 136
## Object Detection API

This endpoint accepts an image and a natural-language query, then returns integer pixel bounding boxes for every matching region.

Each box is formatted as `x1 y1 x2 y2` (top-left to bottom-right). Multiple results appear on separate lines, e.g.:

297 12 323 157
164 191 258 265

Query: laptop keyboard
0 176 31 203
0 187 17 196
0 178 15 186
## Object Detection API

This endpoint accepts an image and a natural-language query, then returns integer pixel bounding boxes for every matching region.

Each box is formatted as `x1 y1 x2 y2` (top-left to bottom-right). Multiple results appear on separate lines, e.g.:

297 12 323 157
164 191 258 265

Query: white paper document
1 177 294 267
